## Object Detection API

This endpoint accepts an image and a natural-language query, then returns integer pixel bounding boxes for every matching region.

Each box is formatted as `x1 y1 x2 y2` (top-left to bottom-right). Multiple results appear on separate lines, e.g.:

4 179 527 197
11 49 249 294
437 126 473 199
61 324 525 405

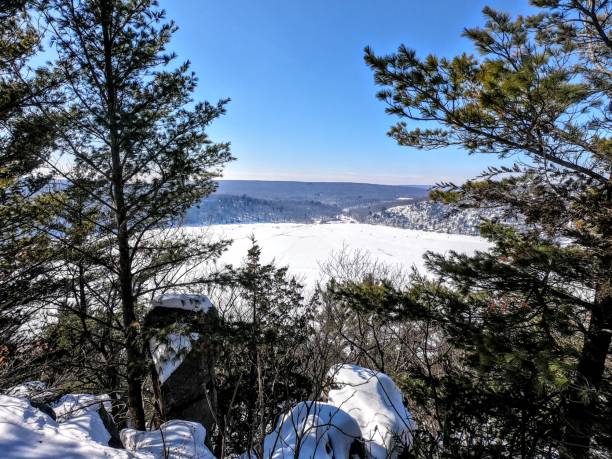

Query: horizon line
216 178 433 187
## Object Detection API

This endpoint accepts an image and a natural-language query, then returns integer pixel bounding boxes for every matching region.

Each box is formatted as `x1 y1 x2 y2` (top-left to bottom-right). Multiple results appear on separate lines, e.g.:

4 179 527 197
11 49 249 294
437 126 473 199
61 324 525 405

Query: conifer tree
353 1 610 456
41 0 232 429
211 240 314 457
0 0 61 383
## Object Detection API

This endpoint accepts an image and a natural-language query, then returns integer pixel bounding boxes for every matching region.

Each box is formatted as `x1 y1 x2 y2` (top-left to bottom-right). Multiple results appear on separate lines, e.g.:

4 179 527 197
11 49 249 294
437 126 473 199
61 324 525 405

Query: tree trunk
562 284 611 457
246 297 258 458
100 0 145 430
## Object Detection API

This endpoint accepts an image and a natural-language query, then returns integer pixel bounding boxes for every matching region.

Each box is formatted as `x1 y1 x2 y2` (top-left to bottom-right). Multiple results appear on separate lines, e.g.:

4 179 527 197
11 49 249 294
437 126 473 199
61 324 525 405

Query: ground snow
121 420 214 459
52 394 113 446
327 364 414 459
0 395 137 459
258 401 362 459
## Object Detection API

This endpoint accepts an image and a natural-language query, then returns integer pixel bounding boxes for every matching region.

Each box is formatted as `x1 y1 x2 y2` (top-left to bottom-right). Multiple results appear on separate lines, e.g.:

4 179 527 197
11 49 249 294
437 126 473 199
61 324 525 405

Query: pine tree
42 173 127 411
356 1 610 456
40 0 232 429
0 0 62 384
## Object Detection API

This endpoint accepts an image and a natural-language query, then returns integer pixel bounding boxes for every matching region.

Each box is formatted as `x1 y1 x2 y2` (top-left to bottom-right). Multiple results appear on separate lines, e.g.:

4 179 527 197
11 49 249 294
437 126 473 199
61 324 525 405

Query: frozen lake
185 222 490 286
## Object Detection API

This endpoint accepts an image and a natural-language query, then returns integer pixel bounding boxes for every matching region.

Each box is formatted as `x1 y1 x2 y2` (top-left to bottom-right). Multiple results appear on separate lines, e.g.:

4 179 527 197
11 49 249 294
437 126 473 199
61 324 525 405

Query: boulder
145 294 218 438
257 401 365 459
325 364 415 459
98 403 123 448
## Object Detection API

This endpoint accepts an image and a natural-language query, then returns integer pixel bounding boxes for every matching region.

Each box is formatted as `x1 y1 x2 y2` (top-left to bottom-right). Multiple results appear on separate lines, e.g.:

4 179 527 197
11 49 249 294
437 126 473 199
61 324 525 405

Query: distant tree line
186 194 341 225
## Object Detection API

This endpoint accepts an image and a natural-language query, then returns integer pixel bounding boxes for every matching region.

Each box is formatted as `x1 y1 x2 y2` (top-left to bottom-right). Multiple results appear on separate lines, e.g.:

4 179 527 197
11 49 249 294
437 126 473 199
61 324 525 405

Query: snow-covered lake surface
189 222 490 286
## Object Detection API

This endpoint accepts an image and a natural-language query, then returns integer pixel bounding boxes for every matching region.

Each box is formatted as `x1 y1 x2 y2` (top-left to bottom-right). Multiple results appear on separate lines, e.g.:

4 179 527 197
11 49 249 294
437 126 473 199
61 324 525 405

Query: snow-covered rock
0 394 137 458
150 293 213 313
326 364 414 459
145 295 218 436
147 294 214 385
6 380 54 402
0 365 414 459
52 393 112 421
148 293 214 384
52 394 114 446
258 401 363 459
121 420 215 459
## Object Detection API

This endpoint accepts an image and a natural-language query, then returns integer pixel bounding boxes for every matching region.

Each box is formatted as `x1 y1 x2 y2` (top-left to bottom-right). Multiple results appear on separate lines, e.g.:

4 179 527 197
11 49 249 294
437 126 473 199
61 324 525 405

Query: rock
31 400 57 421
98 403 123 448
145 294 219 439
326 364 415 459
257 401 365 459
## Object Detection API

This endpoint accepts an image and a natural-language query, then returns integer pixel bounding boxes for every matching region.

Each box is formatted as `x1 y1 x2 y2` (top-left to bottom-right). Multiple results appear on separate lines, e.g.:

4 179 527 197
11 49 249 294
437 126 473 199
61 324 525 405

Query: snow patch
327 364 414 459
150 332 200 384
121 419 214 459
151 293 213 313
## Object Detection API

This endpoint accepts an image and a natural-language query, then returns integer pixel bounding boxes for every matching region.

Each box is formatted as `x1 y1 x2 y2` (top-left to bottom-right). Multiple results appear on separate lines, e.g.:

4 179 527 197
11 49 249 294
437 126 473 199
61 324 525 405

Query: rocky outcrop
145 294 219 438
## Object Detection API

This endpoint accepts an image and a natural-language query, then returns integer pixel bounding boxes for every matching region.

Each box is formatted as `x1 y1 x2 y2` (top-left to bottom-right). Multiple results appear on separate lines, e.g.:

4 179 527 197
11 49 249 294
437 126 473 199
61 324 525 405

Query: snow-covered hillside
193 222 490 286
367 201 523 235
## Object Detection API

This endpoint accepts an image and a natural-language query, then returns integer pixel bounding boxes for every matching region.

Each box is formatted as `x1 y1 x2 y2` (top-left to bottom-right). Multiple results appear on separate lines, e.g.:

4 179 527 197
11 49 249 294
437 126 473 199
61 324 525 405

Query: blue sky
161 0 534 185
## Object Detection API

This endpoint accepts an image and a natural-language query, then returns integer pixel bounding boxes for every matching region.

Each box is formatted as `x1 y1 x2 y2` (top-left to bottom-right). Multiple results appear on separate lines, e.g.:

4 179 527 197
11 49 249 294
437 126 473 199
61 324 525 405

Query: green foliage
0 0 64 386
360 1 610 456
210 240 315 457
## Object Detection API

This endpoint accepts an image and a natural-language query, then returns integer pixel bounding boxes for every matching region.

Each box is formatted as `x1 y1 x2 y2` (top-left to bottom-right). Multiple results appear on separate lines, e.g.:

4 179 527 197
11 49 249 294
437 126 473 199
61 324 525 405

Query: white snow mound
52 394 113 446
258 401 362 459
151 293 213 313
327 364 414 459
121 419 214 459
0 394 137 458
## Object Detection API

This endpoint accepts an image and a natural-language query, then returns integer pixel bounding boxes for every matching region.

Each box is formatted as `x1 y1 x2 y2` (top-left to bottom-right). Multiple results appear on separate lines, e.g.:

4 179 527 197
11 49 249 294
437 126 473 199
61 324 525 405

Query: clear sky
161 0 535 185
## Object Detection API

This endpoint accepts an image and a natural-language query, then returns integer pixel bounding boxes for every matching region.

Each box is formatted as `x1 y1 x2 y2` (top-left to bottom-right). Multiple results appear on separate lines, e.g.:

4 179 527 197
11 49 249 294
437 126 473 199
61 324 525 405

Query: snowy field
189 222 490 286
